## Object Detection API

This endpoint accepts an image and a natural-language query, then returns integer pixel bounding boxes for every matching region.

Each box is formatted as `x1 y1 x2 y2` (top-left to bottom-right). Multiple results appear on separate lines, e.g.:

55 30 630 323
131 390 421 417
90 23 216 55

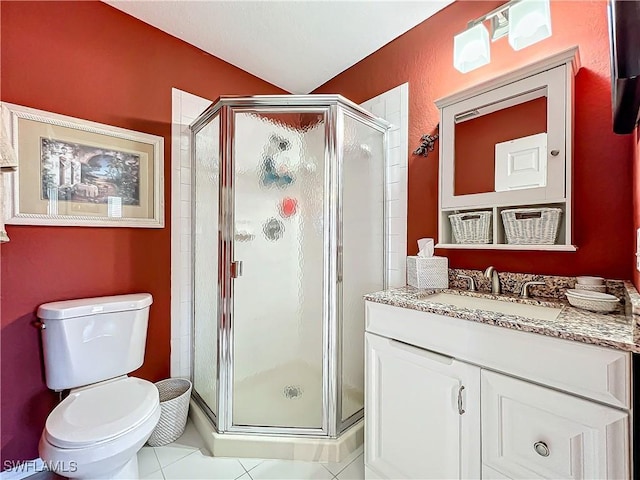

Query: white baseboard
1 458 45 480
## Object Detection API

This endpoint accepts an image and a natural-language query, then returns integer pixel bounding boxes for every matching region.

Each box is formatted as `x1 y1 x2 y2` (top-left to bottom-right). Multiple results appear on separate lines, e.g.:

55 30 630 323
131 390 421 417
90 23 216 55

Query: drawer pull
533 441 550 457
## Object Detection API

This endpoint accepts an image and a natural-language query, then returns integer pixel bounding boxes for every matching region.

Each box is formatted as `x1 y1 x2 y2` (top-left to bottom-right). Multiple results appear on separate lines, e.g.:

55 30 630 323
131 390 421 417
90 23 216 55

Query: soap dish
565 289 619 313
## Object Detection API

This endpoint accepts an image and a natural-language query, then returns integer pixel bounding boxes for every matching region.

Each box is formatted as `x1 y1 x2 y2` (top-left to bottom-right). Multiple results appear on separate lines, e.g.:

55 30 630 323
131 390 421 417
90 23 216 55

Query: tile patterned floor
138 421 364 480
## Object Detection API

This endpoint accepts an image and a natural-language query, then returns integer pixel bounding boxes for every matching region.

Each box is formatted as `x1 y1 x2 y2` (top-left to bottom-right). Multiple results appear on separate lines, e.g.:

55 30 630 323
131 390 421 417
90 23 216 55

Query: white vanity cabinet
364 301 632 479
365 332 480 479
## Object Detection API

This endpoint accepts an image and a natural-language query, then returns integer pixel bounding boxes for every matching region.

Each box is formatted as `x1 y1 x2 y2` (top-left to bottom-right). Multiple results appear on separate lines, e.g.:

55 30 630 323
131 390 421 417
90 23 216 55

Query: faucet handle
457 274 476 292
521 281 545 299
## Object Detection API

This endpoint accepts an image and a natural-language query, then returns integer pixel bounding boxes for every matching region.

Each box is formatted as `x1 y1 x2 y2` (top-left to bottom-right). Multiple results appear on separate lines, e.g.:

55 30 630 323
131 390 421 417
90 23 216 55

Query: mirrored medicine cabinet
436 47 581 251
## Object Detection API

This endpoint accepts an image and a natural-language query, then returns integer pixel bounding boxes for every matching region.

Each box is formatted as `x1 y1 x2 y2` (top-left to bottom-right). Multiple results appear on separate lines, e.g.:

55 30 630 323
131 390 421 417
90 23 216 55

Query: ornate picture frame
1 102 164 228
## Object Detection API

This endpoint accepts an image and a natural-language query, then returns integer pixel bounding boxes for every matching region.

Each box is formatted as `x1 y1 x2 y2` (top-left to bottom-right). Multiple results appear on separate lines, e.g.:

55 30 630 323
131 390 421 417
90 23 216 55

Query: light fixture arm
467 0 520 28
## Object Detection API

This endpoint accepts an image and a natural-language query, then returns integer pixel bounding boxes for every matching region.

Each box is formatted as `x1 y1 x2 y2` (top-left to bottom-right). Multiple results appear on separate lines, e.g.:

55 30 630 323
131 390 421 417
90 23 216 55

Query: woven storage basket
501 208 562 245
147 378 192 447
449 211 492 244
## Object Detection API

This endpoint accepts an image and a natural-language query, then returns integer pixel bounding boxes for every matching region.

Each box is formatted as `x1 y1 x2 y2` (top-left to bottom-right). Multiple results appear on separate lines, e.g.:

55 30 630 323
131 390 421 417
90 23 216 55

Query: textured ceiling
103 0 454 94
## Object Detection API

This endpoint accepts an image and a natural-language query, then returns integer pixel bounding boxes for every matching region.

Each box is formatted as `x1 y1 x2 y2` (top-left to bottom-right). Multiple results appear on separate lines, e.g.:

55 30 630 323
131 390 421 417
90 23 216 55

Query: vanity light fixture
453 23 491 73
508 0 552 51
453 0 552 73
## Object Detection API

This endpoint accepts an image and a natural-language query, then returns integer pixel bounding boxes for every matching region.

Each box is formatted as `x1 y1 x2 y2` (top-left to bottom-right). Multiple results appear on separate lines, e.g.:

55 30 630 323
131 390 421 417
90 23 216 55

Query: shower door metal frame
190 104 225 432
334 103 389 436
222 101 334 437
190 95 389 439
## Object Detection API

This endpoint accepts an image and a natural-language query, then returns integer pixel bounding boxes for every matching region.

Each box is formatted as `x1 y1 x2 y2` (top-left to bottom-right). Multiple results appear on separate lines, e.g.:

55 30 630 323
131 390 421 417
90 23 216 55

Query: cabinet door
481 370 629 479
365 332 480 479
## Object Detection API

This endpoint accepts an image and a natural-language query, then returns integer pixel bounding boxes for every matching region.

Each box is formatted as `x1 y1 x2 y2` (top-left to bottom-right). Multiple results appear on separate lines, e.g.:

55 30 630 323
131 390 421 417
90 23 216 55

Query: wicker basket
501 208 562 245
449 211 492 244
147 378 192 447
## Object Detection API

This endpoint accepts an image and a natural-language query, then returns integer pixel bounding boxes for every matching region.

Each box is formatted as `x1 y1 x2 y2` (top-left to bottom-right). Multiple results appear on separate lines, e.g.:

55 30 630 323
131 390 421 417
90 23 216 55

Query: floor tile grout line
238 459 263 474
154 448 200 472
320 462 335 475
235 461 255 480
150 447 163 477
237 459 251 476
324 452 364 477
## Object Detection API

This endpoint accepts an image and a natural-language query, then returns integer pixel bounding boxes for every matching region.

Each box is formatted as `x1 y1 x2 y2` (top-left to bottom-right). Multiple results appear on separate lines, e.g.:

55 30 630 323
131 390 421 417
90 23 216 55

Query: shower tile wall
360 83 409 287
170 86 409 379
171 88 212 378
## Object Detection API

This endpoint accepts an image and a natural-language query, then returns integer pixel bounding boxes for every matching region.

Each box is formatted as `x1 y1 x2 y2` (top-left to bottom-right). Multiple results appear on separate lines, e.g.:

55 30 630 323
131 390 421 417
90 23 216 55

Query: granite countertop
364 282 640 353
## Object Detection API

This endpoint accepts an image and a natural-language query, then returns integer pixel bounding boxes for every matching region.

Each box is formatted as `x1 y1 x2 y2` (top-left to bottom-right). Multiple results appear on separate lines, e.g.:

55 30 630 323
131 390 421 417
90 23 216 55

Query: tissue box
407 256 449 289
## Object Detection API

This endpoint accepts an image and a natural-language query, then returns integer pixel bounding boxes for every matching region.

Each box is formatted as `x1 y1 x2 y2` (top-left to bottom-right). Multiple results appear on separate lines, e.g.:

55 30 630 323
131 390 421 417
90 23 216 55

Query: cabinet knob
550 149 560 156
533 441 550 457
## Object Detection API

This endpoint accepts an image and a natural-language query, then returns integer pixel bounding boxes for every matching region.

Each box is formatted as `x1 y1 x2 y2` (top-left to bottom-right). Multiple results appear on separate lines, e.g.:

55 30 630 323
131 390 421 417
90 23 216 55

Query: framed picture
1 102 164 228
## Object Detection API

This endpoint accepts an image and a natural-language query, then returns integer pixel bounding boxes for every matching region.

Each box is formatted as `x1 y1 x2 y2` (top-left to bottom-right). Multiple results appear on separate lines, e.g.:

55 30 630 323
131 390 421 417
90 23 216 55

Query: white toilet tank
38 293 153 391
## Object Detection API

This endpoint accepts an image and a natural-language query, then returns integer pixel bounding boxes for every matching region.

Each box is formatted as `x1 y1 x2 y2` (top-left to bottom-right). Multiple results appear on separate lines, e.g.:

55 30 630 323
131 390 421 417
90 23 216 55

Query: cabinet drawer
481 370 629 479
365 301 632 408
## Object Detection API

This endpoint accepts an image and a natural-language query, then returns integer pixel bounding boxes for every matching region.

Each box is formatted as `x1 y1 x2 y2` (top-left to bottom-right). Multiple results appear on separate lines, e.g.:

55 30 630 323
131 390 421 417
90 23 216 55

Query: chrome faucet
521 280 545 299
457 274 477 291
484 266 501 294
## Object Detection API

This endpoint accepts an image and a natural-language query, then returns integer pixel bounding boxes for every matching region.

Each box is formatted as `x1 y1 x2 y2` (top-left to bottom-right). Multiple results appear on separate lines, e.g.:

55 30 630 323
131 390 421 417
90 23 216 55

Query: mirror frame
438 56 576 210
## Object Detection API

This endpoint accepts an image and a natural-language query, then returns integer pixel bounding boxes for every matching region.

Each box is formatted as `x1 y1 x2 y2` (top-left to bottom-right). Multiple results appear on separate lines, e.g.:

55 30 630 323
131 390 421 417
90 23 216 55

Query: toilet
37 294 161 479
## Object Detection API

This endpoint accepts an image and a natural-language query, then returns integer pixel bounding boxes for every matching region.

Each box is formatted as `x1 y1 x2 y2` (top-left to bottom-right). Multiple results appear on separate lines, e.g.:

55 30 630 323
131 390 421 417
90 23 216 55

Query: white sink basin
426 292 563 321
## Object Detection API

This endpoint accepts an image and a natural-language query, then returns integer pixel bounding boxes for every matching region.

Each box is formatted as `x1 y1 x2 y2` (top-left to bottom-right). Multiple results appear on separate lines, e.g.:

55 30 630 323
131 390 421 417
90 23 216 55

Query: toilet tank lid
37 293 153 320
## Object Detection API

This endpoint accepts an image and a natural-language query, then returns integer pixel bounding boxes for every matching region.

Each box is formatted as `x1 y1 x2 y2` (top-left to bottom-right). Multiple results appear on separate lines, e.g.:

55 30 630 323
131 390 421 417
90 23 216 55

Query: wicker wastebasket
147 378 192 447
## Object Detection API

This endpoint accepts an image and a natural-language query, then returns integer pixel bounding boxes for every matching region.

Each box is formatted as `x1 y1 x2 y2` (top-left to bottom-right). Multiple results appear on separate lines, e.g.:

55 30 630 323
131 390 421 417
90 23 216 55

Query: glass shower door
339 110 386 426
229 109 328 431
193 113 221 421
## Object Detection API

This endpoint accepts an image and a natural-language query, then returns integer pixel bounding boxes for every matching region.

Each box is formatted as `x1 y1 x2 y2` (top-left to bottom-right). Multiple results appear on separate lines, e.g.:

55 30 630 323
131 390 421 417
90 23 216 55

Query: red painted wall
0 1 285 464
454 97 547 195
315 0 635 279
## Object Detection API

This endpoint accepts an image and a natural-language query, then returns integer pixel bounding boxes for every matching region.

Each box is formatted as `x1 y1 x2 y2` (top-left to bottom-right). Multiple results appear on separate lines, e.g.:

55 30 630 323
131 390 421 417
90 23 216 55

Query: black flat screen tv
608 0 640 135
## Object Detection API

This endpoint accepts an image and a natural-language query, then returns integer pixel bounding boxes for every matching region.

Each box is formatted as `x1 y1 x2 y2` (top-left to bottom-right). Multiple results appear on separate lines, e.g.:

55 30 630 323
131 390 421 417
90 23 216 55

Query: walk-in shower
190 95 388 450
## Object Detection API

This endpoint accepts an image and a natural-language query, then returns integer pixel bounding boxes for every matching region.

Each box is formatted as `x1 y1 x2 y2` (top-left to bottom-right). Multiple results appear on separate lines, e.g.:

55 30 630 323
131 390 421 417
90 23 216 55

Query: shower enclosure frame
190 95 389 439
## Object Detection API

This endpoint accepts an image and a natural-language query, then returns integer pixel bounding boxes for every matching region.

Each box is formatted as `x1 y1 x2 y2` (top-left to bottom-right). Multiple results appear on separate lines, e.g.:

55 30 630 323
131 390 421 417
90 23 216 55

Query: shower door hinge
231 261 243 278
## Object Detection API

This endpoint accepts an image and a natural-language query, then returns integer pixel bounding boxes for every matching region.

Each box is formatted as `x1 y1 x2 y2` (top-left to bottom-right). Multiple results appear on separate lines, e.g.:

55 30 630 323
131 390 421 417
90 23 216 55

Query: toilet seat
45 377 159 449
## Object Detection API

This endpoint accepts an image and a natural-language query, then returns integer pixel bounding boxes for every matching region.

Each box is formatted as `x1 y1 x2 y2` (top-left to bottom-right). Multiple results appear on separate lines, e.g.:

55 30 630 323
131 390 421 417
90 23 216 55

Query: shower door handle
231 261 243 278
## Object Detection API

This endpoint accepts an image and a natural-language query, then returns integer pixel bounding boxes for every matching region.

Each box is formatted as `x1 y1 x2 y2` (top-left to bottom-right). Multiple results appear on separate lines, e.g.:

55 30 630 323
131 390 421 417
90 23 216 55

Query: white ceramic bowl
575 284 607 293
575 276 605 286
565 289 619 313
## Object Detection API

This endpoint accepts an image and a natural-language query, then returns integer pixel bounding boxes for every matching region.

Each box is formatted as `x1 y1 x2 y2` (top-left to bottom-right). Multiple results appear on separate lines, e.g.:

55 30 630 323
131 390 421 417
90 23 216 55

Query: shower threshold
189 399 364 463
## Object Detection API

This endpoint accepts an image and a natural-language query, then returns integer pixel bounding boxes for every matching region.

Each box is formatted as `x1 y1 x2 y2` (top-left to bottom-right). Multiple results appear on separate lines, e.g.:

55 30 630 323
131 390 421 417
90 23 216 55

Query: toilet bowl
37 294 160 480
39 377 160 479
